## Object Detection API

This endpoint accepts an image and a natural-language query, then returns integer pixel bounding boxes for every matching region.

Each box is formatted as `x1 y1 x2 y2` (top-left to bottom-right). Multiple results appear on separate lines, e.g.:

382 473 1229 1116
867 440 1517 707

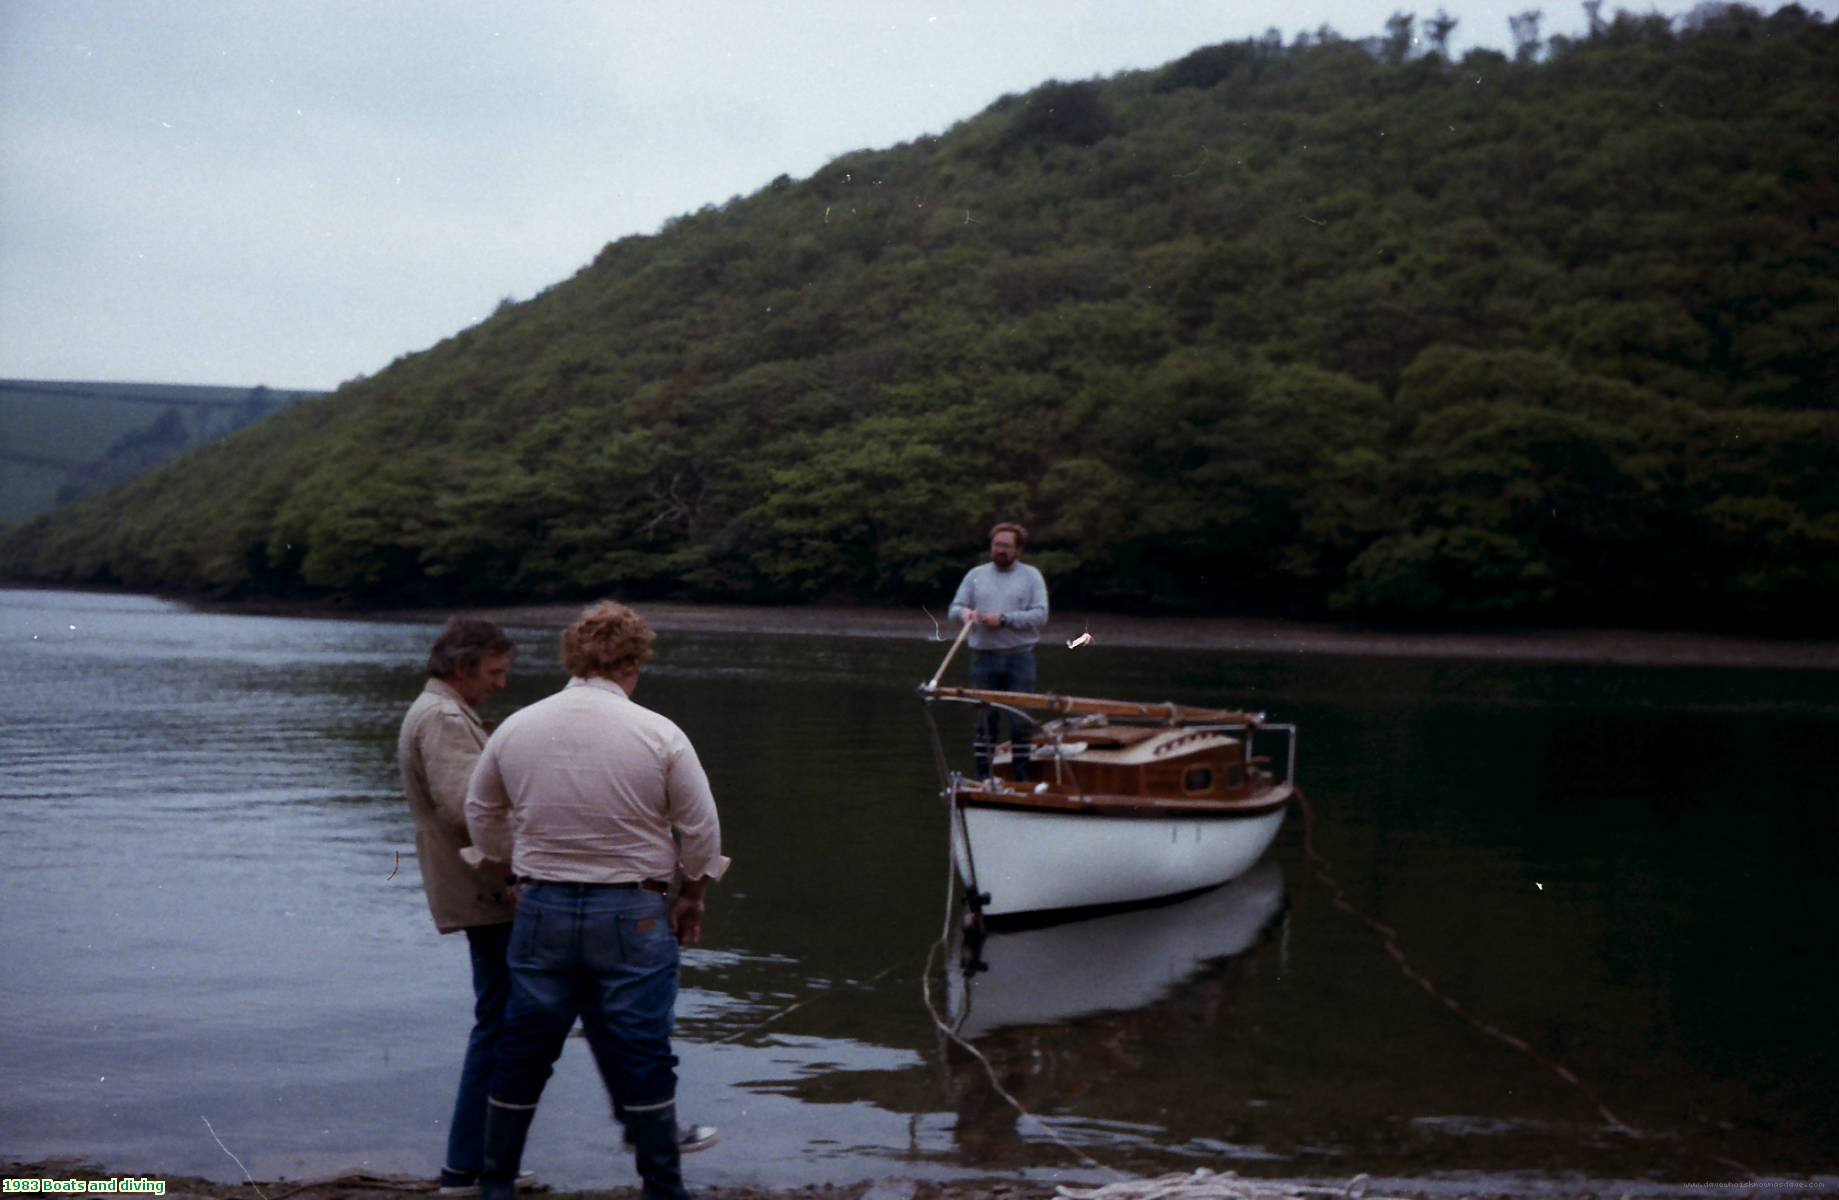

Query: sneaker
677 1124 720 1154
438 1169 540 1194
622 1122 720 1154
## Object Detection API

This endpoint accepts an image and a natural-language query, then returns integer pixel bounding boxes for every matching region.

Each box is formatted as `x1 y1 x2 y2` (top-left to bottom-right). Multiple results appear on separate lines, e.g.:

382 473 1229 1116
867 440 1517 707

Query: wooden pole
926 617 975 690
928 685 1264 726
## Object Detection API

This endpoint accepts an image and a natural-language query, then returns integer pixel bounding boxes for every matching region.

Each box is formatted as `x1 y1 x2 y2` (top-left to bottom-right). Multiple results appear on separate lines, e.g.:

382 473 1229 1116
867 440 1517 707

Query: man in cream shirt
466 601 729 1200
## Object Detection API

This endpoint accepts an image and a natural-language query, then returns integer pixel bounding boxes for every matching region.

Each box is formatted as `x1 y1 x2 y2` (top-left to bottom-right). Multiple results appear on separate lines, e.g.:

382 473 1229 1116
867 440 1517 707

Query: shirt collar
567 675 630 699
423 676 484 724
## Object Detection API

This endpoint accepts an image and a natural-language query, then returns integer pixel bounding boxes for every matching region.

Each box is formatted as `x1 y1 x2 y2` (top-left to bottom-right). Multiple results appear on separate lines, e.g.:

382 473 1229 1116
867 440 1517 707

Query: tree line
4 5 1834 632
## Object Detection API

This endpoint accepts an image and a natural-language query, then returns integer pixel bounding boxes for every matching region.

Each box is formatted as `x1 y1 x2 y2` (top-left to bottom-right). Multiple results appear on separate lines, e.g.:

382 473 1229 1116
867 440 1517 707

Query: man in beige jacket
398 617 517 1193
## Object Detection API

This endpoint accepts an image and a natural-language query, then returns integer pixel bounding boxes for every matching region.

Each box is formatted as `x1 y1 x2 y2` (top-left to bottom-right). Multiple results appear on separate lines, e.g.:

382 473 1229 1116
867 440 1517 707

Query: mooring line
1057 1168 1413 1200
922 838 1128 1181
709 961 905 1045
920 846 1424 1197
1294 788 1639 1135
202 1116 270 1200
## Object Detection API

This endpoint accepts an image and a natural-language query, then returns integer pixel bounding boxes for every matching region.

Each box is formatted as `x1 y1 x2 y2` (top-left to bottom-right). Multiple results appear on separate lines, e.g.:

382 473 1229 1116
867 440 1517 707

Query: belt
521 878 669 895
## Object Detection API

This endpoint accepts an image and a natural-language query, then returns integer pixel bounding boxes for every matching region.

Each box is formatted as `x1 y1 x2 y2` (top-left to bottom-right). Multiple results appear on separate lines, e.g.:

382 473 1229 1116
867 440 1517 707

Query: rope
921 838 1128 1181
921 796 1427 1193
1294 789 1639 1135
708 961 904 1045
202 1116 269 1200
1057 1168 1410 1200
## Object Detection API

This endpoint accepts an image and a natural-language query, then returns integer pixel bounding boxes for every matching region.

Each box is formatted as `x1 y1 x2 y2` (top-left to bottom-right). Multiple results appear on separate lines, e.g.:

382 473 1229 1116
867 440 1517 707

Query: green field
0 380 322 526
4 9 1835 631
0 461 65 524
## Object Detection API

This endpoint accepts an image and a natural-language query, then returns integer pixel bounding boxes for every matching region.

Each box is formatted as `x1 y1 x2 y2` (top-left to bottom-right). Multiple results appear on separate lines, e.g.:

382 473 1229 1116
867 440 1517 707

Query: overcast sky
2 1 1828 390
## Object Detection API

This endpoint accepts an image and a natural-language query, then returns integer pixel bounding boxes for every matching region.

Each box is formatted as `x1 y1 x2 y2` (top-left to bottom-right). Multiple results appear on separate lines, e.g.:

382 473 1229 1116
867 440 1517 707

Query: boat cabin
991 716 1270 802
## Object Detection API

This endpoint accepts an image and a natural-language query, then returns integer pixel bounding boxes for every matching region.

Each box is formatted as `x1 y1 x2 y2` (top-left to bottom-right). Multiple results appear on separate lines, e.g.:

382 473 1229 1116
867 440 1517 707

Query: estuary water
1 587 1835 1192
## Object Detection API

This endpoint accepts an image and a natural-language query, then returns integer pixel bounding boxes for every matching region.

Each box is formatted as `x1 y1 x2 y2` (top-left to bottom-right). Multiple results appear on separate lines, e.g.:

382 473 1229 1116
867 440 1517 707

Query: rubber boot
623 1107 691 1200
478 1101 538 1200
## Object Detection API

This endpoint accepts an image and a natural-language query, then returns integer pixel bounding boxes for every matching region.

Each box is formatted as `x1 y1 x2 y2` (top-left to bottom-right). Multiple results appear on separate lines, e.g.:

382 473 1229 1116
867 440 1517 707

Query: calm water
2 588 1835 1191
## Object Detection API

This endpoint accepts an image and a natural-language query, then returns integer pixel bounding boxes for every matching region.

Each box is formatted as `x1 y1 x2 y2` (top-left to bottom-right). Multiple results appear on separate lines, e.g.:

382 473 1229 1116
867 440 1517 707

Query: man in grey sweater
948 522 1050 779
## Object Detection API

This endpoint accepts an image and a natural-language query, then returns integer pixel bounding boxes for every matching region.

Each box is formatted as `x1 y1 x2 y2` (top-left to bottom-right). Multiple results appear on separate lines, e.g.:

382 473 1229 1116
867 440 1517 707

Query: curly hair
561 601 656 681
426 617 515 678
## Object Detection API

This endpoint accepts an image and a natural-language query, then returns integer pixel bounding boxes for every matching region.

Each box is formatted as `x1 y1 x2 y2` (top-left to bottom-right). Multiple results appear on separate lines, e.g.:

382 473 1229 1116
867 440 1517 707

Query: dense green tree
4 5 1835 632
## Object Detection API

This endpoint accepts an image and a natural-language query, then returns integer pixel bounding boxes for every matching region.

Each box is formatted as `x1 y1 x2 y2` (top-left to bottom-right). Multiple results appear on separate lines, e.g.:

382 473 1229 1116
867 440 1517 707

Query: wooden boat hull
950 784 1291 919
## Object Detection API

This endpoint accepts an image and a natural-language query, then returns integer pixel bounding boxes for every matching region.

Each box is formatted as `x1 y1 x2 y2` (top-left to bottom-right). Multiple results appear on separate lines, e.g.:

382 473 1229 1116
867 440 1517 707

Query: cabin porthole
1182 766 1213 794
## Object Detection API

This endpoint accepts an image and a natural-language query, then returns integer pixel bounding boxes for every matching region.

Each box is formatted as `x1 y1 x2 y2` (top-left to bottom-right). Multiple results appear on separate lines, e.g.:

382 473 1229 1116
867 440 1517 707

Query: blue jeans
970 648 1037 780
488 884 681 1115
446 921 514 1179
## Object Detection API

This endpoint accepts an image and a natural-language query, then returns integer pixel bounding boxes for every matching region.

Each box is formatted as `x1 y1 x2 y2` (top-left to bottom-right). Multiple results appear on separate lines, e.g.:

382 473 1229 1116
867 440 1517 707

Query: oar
926 616 974 690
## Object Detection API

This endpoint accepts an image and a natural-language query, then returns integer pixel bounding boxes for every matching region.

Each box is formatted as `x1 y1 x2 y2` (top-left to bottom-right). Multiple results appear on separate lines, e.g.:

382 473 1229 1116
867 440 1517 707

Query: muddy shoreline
193 594 1839 672
9 579 1833 670
3 1158 1799 1200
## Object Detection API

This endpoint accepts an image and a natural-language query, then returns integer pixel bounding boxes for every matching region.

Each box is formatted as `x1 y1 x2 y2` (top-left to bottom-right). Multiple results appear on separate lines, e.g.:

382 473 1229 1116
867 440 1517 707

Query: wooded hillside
4 5 1835 631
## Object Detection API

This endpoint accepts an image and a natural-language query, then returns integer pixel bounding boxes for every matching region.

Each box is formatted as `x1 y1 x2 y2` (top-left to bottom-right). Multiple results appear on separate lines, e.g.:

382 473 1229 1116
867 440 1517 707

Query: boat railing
919 684 1299 790
1259 723 1299 787
919 688 1046 795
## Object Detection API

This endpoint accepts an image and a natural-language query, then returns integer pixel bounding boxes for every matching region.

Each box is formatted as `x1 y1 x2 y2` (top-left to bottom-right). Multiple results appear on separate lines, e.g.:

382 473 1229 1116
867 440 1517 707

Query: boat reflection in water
948 859 1287 1037
939 859 1287 1166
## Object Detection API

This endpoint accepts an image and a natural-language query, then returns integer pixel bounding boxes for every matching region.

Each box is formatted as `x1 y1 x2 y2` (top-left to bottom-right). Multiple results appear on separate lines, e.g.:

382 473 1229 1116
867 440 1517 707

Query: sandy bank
9 578 1825 670
356 601 1839 673
2 1159 1782 1200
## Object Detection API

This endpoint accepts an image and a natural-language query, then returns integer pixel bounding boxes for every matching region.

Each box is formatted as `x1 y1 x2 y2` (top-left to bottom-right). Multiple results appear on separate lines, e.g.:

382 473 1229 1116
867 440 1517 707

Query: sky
2 0 1830 391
